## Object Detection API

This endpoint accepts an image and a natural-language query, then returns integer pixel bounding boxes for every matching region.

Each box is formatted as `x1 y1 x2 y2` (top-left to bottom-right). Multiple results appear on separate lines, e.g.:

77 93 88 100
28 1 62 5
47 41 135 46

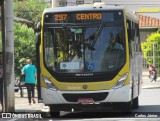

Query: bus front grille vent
62 92 109 102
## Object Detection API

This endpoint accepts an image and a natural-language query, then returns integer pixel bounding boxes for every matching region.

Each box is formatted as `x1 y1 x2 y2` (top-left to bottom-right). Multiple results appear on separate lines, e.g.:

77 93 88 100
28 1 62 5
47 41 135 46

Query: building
138 14 160 43
46 0 160 18
138 14 160 70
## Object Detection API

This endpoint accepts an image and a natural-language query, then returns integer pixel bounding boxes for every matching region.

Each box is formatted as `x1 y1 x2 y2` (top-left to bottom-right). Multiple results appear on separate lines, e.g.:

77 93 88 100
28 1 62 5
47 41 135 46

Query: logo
87 62 94 71
83 85 88 89
75 73 93 77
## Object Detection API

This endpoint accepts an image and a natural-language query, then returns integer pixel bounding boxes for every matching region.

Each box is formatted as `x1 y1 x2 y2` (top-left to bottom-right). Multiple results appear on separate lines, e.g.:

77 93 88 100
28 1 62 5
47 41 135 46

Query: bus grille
62 92 109 102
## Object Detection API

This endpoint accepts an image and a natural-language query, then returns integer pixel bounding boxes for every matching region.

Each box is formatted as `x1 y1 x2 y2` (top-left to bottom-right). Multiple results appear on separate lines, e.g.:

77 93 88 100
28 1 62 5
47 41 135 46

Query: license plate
78 98 94 104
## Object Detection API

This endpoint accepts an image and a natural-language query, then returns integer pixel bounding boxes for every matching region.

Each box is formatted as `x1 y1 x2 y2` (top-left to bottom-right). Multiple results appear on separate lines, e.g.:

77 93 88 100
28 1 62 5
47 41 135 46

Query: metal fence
142 43 160 76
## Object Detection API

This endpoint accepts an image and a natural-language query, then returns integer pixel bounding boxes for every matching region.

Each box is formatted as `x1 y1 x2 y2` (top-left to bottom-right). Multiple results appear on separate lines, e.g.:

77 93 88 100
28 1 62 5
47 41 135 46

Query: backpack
20 74 25 82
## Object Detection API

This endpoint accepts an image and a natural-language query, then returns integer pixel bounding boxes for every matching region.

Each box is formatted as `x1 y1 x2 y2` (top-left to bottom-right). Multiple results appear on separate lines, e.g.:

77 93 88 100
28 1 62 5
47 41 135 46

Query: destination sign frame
44 11 123 23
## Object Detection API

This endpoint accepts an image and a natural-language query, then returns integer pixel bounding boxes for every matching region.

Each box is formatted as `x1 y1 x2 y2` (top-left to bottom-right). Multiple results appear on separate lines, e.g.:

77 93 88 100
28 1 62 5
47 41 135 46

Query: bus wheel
132 96 139 109
50 106 60 118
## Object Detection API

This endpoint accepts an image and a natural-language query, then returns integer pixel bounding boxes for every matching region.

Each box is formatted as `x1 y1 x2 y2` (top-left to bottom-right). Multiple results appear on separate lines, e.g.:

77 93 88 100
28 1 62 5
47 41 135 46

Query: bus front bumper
41 85 131 105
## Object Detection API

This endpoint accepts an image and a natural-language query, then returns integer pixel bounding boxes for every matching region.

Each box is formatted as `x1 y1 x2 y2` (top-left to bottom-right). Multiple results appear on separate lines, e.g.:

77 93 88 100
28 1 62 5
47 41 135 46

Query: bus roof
43 4 125 14
43 4 138 22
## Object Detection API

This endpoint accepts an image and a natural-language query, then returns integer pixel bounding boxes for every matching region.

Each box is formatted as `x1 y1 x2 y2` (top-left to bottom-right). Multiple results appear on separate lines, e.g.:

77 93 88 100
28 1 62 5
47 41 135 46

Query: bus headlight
112 73 128 89
43 76 58 91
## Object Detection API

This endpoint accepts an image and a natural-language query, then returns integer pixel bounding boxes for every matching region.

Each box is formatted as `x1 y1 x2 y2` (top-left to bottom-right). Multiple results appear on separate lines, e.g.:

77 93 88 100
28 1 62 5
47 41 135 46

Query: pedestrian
148 64 156 75
148 64 157 81
21 59 37 105
19 74 25 97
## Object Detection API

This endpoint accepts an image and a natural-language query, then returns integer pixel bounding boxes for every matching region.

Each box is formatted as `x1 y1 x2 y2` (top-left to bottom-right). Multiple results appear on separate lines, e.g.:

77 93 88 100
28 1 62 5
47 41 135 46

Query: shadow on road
133 105 160 112
59 112 128 119
43 105 160 119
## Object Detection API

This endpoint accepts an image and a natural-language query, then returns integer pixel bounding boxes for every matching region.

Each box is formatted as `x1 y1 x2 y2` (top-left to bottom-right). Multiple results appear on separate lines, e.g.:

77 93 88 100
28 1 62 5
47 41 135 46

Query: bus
35 2 142 117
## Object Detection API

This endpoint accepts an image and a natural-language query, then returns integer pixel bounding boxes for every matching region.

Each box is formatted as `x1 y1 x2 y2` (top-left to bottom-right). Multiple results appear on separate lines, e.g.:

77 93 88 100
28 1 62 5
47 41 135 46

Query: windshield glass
44 24 125 73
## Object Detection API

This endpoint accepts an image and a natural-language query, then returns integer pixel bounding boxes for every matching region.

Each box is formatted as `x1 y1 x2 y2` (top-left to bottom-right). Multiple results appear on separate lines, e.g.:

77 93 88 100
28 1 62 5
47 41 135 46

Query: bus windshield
44 23 126 73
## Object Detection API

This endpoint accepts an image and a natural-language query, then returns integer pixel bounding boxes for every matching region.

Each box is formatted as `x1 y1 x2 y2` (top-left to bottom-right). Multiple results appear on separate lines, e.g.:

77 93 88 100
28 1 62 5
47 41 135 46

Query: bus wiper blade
88 24 104 50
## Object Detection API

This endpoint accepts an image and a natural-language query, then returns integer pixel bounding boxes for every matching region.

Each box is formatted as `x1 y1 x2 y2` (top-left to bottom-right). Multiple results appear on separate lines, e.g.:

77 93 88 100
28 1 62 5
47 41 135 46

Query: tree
13 0 50 76
141 31 160 74
14 0 50 26
14 22 35 76
0 0 5 5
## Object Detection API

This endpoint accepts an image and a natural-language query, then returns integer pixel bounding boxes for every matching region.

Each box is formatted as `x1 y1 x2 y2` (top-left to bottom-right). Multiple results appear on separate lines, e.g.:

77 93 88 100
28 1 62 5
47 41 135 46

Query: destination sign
44 11 123 23
54 13 101 21
76 13 102 20
54 14 67 21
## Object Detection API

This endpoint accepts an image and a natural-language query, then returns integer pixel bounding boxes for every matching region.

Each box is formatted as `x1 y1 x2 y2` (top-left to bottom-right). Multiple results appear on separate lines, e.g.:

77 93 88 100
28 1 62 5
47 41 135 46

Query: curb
142 73 160 89
142 86 160 89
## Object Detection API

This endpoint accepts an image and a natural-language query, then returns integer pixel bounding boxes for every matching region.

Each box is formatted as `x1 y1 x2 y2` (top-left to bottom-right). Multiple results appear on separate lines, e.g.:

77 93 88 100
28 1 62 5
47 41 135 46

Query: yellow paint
138 7 160 12
40 63 130 91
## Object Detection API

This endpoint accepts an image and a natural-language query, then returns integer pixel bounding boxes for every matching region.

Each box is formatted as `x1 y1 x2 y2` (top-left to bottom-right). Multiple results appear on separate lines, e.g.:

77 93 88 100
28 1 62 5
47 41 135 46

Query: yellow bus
35 3 142 117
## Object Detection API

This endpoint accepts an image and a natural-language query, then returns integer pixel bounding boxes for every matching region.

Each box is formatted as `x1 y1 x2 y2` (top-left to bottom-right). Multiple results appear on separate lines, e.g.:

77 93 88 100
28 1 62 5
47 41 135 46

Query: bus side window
130 29 135 41
127 20 132 57
127 20 135 41
135 23 141 52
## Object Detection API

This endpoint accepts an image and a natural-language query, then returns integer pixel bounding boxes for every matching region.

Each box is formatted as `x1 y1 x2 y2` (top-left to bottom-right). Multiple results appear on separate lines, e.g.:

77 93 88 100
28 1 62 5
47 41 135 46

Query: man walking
21 59 37 105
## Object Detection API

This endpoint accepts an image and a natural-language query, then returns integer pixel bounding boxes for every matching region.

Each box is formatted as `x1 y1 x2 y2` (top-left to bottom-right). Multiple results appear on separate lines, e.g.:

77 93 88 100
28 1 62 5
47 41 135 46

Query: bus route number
55 14 67 21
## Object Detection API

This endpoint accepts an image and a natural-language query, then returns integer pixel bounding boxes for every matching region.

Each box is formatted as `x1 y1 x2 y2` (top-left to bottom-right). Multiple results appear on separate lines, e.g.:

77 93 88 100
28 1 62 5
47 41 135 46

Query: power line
14 10 42 13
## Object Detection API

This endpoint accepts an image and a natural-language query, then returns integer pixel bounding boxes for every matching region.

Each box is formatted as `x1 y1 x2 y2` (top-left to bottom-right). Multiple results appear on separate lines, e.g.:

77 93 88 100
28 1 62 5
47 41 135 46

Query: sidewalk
142 71 160 89
14 89 49 113
0 89 49 113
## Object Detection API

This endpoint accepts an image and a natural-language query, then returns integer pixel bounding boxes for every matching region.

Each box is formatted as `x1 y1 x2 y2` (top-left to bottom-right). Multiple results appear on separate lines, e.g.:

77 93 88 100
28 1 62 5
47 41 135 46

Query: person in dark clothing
19 74 25 97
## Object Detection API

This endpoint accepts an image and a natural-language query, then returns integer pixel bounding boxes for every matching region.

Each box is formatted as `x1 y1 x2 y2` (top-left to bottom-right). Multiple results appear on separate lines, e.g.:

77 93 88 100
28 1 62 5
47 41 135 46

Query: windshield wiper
88 24 104 50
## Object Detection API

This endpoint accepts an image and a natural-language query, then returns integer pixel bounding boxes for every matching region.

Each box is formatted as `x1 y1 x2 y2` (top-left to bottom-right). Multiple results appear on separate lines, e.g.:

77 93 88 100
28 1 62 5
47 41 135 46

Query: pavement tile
14 90 49 113
142 72 160 89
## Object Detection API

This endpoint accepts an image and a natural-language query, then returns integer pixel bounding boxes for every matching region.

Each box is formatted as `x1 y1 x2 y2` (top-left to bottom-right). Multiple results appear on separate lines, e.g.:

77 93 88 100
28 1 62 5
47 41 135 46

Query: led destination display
44 11 123 23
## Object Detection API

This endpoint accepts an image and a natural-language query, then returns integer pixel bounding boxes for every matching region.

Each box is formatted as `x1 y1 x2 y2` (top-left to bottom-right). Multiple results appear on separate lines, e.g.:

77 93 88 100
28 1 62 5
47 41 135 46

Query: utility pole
1 0 5 112
52 0 59 7
3 0 15 112
153 43 155 66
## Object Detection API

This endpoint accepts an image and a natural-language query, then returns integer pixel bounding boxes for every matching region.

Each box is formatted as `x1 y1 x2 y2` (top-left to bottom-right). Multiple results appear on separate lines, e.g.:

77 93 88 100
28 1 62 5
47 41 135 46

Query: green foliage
14 0 50 25
141 31 160 74
0 0 5 5
13 0 50 76
14 22 35 76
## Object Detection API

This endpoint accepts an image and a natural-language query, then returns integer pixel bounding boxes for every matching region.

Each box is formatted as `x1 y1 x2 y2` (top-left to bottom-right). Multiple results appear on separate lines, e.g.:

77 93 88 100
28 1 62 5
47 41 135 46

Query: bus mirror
35 22 41 33
35 33 41 46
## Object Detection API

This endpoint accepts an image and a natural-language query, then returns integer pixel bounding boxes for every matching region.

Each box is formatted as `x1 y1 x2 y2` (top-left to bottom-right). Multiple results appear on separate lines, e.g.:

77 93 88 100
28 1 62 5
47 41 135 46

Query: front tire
132 97 139 109
50 106 60 118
